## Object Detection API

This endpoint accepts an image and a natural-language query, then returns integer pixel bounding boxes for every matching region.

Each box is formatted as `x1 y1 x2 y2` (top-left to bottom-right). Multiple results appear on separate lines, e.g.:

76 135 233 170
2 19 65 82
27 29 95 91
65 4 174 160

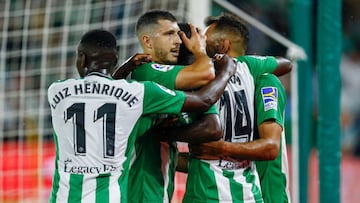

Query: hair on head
80 29 117 51
177 23 194 65
136 9 178 35
204 13 249 47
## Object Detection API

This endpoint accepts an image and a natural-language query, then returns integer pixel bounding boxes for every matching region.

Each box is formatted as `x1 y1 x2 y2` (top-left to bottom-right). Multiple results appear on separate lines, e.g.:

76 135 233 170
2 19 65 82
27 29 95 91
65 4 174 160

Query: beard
154 47 178 65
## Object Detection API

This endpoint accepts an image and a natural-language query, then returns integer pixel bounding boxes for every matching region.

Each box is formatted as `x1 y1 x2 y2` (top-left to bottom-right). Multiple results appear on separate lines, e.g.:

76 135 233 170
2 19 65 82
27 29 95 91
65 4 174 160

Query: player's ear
76 51 86 77
220 39 231 54
142 35 152 49
78 52 86 67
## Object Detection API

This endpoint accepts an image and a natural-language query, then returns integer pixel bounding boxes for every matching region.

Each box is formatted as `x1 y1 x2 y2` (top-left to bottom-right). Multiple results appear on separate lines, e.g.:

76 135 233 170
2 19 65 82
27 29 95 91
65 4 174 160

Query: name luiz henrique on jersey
49 78 139 110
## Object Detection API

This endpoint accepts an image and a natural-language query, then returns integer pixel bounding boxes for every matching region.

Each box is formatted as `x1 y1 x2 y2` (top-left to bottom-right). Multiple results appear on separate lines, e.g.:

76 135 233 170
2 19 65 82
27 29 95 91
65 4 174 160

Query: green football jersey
254 73 290 203
129 62 217 202
183 56 278 203
47 73 186 203
131 62 183 90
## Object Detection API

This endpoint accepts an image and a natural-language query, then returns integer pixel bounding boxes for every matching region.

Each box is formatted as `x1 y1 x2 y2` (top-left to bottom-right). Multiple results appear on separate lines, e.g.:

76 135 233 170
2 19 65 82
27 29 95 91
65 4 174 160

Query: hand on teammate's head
213 54 236 75
112 53 152 79
179 23 207 56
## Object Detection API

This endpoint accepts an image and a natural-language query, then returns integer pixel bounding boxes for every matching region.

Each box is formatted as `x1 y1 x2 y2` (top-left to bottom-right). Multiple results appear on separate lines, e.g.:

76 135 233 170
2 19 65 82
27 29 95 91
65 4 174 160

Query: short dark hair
78 29 118 74
177 23 194 65
79 29 117 52
205 13 249 47
136 10 178 35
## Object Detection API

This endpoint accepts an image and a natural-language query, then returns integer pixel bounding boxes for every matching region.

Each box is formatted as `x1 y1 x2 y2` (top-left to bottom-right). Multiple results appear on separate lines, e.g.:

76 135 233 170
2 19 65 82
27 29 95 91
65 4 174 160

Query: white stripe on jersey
203 60 260 202
109 173 121 203
216 60 255 143
281 132 291 202
56 172 70 203
232 168 254 202
82 176 97 202
48 75 146 202
212 163 232 202
160 142 170 203
234 165 262 202
49 75 145 169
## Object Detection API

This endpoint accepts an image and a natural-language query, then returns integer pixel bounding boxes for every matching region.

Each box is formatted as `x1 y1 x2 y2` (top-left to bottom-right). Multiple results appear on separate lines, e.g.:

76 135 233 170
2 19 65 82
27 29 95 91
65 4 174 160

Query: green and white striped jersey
47 72 186 203
129 62 184 203
254 73 290 203
129 62 218 203
183 56 278 203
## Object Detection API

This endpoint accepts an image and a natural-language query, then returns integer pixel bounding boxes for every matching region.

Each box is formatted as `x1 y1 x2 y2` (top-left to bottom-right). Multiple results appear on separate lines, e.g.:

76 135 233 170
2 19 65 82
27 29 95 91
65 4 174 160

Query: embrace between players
48 9 292 203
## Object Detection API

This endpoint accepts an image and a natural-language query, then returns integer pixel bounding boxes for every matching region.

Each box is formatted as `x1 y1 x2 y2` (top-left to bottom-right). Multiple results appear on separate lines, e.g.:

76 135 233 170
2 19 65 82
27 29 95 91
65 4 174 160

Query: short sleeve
141 81 186 115
237 55 278 82
131 62 184 89
255 74 286 127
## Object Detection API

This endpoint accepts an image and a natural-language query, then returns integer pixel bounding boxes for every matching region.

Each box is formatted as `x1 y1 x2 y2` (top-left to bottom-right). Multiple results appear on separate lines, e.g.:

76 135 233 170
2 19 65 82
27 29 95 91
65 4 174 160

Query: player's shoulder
48 78 78 88
110 78 146 90
141 80 178 96
139 80 164 89
258 73 281 84
259 73 278 79
257 74 285 95
236 55 275 63
138 62 182 72
52 78 78 84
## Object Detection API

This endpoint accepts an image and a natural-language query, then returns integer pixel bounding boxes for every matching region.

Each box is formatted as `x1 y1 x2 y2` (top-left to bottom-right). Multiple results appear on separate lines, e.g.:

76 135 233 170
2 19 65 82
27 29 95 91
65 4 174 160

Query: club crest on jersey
156 83 176 96
151 64 175 72
261 87 278 111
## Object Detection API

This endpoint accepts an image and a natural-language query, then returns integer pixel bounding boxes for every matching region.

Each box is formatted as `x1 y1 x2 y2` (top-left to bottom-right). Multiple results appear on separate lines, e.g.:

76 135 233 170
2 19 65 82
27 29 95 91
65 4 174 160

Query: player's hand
148 116 179 141
112 53 152 79
212 54 237 76
190 140 225 160
179 23 207 57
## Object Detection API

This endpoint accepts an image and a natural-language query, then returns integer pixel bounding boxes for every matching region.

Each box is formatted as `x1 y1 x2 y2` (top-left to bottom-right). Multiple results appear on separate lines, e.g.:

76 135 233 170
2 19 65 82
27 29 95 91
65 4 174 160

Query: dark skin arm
149 55 233 144
180 54 236 112
153 114 222 144
150 55 235 173
272 57 293 77
191 120 282 161
111 53 152 79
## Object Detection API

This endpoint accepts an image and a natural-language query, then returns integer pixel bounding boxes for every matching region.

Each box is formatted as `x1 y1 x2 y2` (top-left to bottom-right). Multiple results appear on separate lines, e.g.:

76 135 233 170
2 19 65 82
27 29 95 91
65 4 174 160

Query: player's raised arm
175 24 215 90
181 54 236 112
112 53 152 79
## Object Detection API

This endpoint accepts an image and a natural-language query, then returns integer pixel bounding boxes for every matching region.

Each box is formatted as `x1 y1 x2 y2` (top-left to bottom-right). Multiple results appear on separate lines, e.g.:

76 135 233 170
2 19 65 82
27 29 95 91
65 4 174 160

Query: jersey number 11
65 102 116 158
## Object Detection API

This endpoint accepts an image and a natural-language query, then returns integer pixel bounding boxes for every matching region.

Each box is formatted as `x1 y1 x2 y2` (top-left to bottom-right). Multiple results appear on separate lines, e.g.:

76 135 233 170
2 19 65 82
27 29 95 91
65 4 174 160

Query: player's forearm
191 54 216 83
176 55 215 90
181 55 235 112
112 53 152 79
272 57 292 76
166 114 222 144
112 66 130 79
112 57 134 79
197 64 233 105
224 139 279 161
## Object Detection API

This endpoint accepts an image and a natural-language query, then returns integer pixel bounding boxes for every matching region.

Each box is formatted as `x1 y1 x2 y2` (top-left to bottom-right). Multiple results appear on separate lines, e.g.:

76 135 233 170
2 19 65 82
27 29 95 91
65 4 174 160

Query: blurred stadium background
0 0 359 202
